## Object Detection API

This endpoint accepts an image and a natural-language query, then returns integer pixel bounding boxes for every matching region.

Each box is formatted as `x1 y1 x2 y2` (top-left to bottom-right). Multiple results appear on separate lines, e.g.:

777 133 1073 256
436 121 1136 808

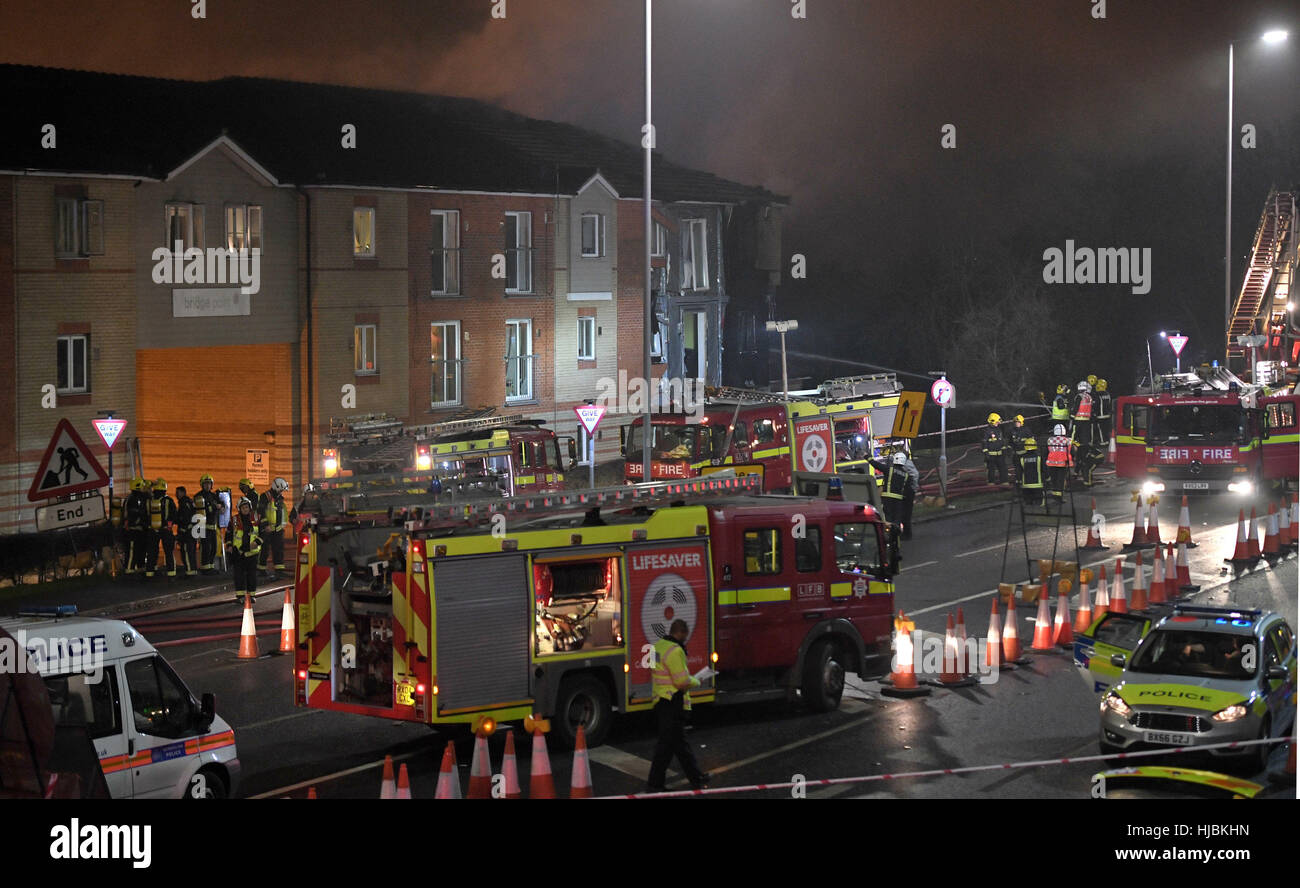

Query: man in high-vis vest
258 477 290 576
1017 436 1046 507
194 474 221 574
647 619 710 792
1045 424 1074 507
228 498 263 600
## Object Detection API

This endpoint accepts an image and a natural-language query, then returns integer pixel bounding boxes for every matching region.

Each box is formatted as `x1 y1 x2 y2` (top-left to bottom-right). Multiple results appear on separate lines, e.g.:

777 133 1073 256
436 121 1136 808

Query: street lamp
766 319 798 397
642 0 654 486
1146 331 1167 390
1225 29 1289 355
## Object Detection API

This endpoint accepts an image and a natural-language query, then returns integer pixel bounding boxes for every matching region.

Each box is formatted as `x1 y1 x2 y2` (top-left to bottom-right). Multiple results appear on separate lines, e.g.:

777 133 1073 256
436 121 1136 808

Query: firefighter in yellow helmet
1017 434 1046 507
146 478 178 578
647 619 710 792
982 413 1008 485
194 474 222 574
259 477 290 577
1050 384 1070 424
124 476 151 576
1093 379 1112 444
1009 414 1030 481
228 497 263 600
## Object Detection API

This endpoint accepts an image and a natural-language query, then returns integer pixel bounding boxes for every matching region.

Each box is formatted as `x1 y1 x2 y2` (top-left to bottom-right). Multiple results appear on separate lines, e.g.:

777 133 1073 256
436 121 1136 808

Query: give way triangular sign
27 418 109 502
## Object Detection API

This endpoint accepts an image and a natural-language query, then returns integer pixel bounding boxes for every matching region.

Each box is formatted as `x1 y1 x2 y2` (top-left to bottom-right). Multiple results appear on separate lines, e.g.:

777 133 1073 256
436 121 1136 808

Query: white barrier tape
605 736 1291 798
912 411 1052 440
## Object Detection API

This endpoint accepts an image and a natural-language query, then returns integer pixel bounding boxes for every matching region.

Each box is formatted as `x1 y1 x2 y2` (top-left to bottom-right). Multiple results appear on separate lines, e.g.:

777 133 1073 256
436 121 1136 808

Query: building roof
0 64 786 205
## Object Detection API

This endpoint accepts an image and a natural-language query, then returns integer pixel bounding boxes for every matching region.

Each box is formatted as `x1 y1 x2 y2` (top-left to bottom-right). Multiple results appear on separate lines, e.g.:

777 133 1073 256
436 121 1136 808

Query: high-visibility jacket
1046 435 1073 467
1051 395 1070 422
1071 392 1093 422
149 494 176 531
259 491 286 531
982 427 1006 457
1094 392 1112 422
881 465 910 500
651 637 699 709
230 516 262 556
1019 453 1044 489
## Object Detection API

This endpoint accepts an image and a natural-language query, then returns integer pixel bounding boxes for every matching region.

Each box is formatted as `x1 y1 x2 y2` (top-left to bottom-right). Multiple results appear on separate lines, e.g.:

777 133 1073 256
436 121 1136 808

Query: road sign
91 418 127 450
891 391 927 439
1167 334 1188 358
36 495 105 532
930 378 956 408
574 404 607 436
246 449 270 485
27 419 110 502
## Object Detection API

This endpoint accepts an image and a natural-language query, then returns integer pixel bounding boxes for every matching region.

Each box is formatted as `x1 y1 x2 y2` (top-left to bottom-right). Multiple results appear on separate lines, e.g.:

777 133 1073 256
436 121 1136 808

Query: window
834 522 885 575
580 213 604 257
683 218 709 290
55 198 104 257
796 526 822 573
225 204 263 252
354 207 375 256
354 324 378 375
56 334 89 394
431 210 461 295
534 558 623 655
124 656 196 739
430 322 461 407
45 669 121 741
743 528 782 576
753 418 776 445
505 319 533 401
1122 403 1149 438
165 202 204 251
652 221 667 257
577 316 596 361
505 212 532 293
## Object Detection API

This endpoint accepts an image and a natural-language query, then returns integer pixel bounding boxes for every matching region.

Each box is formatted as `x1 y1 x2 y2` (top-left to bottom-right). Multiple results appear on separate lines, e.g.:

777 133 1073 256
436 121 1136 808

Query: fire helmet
1053 424 1066 436
1096 379 1108 392
1086 374 1098 387
271 477 289 493
200 473 214 485
153 478 167 492
987 413 1001 424
1056 384 1069 395
1014 414 1025 425
891 451 907 465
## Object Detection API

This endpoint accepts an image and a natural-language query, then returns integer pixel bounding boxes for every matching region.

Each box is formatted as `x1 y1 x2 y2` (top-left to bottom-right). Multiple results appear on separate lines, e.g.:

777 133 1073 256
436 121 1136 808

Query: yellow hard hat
1056 384 1069 395
239 477 254 490
153 478 167 492
1086 374 1097 386
1096 379 1108 392
1014 414 1025 424
130 476 146 491
200 473 214 484
987 413 1001 424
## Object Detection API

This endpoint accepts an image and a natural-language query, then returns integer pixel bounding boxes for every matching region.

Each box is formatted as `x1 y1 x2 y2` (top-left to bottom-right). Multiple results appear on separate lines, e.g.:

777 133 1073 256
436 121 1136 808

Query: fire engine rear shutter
433 555 530 709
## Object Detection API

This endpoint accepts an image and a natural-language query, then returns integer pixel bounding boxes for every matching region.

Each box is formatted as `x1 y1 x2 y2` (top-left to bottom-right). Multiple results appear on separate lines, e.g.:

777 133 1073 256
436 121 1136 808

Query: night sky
5 0 1298 411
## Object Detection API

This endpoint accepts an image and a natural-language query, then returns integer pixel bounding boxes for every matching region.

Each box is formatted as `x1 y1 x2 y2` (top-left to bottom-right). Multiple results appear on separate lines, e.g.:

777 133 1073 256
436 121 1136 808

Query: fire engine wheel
802 639 845 712
554 675 612 748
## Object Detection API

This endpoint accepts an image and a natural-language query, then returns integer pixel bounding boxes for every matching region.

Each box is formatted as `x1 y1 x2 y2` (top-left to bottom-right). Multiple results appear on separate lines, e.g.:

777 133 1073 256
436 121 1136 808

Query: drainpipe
297 186 314 486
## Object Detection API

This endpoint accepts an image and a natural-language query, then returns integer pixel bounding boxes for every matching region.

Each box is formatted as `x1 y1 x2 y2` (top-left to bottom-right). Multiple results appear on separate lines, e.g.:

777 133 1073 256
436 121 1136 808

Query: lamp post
1145 331 1167 391
1225 29 1289 356
765 319 798 397
641 0 654 486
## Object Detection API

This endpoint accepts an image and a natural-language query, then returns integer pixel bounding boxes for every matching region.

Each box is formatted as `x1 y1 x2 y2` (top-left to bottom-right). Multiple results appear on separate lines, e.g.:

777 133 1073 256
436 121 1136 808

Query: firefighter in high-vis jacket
981 414 1009 484
124 477 151 576
258 477 290 576
1017 436 1046 507
647 619 709 792
1048 384 1070 427
869 451 916 539
194 474 221 574
228 498 262 599
1094 379 1112 444
1045 424 1074 507
174 485 198 577
146 478 178 578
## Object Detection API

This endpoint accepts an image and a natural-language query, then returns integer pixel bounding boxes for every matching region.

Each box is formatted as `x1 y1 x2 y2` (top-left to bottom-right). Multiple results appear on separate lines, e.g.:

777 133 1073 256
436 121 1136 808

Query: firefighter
147 478 178 578
869 451 914 538
1049 384 1070 427
193 474 221 574
259 477 290 576
647 619 710 792
124 477 151 576
228 498 262 600
174 485 198 577
981 413 1009 485
1045 423 1073 508
1069 381 1094 479
1094 378 1112 444
1017 435 1046 507
1009 414 1030 481
238 477 258 513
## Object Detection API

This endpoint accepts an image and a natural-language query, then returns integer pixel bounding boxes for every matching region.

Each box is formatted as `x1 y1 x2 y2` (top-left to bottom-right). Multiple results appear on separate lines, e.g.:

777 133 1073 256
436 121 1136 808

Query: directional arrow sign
92 418 127 450
1167 334 1188 358
27 418 109 502
574 404 606 437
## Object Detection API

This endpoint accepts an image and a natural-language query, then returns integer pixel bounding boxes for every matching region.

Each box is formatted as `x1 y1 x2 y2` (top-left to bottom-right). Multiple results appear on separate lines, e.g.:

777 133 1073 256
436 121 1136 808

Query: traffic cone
1123 497 1147 550
499 731 522 799
396 763 412 799
236 593 259 659
307 787 317 799
1110 559 1128 614
435 741 462 799
1290 493 1299 552
1248 507 1262 559
529 727 556 799
1226 509 1253 564
1074 573 1094 633
1093 565 1110 618
467 730 492 799
1002 597 1025 663
955 607 969 677
1053 581 1073 647
278 587 295 654
1129 551 1148 610
1174 496 1197 547
570 724 594 798
937 613 975 685
1278 497 1293 550
1176 542 1198 593
882 611 931 696
1148 544 1167 605
985 597 1002 672
380 754 396 800
1031 592 1055 651
1083 498 1108 549
1144 498 1163 547
1262 504 1281 561
1106 436 1116 465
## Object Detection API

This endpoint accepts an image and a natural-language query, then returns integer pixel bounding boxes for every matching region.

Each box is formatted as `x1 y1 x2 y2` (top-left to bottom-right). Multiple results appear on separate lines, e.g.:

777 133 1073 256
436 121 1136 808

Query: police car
1098 606 1296 770
1 607 240 798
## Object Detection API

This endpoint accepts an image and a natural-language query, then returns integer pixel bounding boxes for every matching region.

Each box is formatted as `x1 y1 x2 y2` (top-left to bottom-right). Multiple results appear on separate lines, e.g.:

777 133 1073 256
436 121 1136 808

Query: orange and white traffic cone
1290 493 1300 552
499 730 522 799
1053 581 1073 647
1123 496 1147 550
1248 507 1262 560
1278 497 1293 551
1083 498 1108 549
1175 496 1197 547
380 754 396 799
1093 565 1110 618
1106 436 1116 465
277 587 295 654
1148 545 1167 605
956 607 969 677
529 726 556 799
937 613 975 685
467 729 492 799
1031 592 1055 651
1262 504 1281 561
306 787 317 799
1144 497 1163 547
1110 559 1128 614
237 593 259 659
1129 551 1148 610
396 763 412 799
883 611 930 696
1074 573 1094 633
985 597 1002 672
435 741 462 799
1175 542 1198 593
1002 598 1025 663
1226 509 1253 564
570 724 594 799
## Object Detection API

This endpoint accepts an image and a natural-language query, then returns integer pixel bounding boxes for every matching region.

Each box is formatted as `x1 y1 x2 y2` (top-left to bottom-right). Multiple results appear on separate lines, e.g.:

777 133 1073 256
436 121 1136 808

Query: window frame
353 323 378 376
580 212 604 258
225 203 264 252
576 316 596 361
56 333 90 394
353 206 376 257
505 211 533 294
683 218 710 290
55 197 105 258
795 525 823 573
430 210 461 296
651 221 667 257
505 318 534 402
164 202 204 252
430 321 462 408
743 527 783 576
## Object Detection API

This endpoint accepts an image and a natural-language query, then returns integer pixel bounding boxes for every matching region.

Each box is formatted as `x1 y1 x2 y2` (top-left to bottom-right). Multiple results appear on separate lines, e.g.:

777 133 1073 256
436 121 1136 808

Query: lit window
651 221 667 257
165 202 204 252
354 207 375 257
354 324 378 375
506 319 534 401
226 204 263 252
683 218 709 290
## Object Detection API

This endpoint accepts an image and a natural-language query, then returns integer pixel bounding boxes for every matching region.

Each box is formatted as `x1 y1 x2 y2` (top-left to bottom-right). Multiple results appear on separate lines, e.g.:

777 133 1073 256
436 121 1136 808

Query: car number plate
1182 482 1209 490
1143 730 1193 746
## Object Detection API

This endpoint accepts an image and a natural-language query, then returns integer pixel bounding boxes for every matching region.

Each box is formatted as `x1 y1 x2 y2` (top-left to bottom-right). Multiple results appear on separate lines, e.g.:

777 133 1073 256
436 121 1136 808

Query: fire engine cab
1114 368 1299 495
292 476 898 746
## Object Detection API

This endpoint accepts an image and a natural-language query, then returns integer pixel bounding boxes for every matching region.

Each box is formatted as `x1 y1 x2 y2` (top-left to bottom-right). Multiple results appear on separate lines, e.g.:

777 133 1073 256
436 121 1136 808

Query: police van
1 608 240 798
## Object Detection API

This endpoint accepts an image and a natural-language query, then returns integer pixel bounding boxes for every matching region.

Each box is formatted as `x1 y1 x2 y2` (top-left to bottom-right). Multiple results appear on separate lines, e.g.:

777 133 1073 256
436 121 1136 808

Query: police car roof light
1170 604 1262 619
16 605 78 618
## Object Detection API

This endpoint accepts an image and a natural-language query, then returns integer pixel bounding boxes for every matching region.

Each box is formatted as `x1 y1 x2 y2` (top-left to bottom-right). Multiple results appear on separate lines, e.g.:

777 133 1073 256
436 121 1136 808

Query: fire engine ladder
1227 190 1295 370
409 411 531 440
999 465 1083 596
818 373 901 401
704 385 791 404
327 413 407 444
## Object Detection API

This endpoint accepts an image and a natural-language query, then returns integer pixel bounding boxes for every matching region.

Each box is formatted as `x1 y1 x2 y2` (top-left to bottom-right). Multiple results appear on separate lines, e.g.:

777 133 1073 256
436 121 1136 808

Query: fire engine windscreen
1148 405 1248 445
534 558 623 655
833 522 886 575
625 423 725 461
